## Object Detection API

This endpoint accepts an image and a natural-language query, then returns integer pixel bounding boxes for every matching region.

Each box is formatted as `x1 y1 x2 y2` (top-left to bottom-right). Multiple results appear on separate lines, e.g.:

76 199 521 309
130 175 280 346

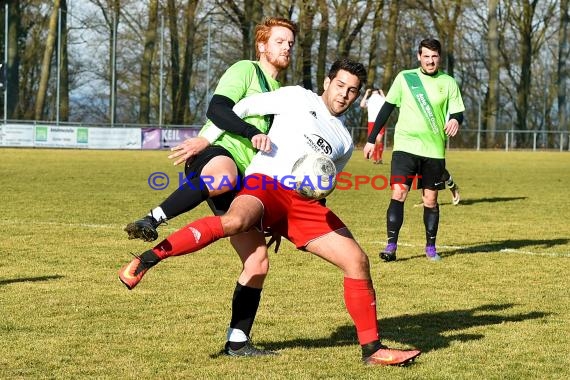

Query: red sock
377 142 384 160
152 216 225 259
343 277 379 345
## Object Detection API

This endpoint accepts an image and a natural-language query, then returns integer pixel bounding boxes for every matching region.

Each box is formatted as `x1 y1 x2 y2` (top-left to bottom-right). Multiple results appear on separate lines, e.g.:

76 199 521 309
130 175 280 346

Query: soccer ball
291 153 337 200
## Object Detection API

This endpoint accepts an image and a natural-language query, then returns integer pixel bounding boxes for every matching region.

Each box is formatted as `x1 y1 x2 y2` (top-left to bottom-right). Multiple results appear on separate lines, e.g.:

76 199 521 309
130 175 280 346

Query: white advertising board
1 124 35 146
86 127 141 149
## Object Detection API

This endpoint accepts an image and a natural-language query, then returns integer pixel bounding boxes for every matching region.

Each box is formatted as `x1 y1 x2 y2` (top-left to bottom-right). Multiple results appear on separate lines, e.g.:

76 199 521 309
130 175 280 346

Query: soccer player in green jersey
123 17 297 356
363 38 465 262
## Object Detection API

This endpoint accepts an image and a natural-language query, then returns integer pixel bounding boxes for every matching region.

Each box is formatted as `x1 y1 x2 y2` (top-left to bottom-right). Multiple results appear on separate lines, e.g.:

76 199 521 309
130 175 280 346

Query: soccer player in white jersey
118 58 421 366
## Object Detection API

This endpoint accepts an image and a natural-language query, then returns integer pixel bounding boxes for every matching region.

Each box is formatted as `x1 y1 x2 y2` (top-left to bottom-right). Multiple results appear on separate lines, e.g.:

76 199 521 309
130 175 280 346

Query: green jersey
386 68 465 158
198 60 280 173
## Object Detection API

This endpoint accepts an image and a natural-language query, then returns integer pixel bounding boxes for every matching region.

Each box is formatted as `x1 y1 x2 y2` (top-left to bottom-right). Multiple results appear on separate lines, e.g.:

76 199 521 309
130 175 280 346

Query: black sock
386 199 404 244
139 249 161 267
228 283 262 348
424 204 440 246
158 177 210 219
361 340 382 358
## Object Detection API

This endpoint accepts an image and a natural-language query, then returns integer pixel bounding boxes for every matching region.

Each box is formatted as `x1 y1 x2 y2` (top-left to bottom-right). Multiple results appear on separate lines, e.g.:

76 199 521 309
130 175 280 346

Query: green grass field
1 148 569 379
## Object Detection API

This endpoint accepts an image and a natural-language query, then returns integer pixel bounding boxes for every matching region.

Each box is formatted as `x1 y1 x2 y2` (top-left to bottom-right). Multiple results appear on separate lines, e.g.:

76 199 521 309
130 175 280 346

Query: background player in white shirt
360 88 386 164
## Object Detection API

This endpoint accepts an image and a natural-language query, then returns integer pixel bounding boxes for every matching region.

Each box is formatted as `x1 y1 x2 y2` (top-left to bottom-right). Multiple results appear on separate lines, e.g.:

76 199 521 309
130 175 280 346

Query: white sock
226 328 248 343
148 207 167 222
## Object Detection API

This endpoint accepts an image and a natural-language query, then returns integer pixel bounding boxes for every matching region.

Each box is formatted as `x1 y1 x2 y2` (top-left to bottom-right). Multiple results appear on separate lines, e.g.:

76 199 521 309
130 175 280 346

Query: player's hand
168 137 210 166
363 142 375 159
444 119 460 137
251 134 272 153
265 228 281 253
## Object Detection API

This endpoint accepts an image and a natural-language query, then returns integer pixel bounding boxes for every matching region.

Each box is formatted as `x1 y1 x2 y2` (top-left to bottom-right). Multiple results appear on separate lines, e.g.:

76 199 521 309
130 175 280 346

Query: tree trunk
366 0 384 88
59 0 69 121
223 0 263 60
108 2 120 124
558 0 569 149
298 1 316 91
173 0 198 124
381 0 399 90
35 0 60 120
315 0 329 94
336 1 373 58
167 0 180 124
486 0 500 148
139 0 159 125
514 0 538 144
5 0 21 119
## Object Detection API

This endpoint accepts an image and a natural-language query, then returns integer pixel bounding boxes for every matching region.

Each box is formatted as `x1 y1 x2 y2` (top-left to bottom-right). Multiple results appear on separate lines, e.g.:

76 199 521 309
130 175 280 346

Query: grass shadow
444 238 570 257
375 303 549 352
227 303 548 355
0 275 64 286
455 196 527 206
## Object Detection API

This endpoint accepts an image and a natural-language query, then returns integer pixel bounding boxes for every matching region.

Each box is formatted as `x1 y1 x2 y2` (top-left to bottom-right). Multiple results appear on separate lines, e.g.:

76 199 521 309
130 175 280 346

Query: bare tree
173 0 199 124
500 0 557 146
3 0 21 119
365 0 384 88
334 1 374 58
90 0 122 123
559 0 570 149
138 0 158 124
315 0 329 94
381 0 399 90
218 0 264 60
486 0 500 148
59 0 69 121
166 0 180 123
297 1 316 90
35 0 60 120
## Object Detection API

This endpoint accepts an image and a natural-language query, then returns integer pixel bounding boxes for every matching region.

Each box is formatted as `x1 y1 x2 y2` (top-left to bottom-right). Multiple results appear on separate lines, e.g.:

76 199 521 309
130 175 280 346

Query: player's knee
422 195 437 208
221 214 250 235
342 249 371 278
244 258 269 277
358 252 370 272
391 190 407 202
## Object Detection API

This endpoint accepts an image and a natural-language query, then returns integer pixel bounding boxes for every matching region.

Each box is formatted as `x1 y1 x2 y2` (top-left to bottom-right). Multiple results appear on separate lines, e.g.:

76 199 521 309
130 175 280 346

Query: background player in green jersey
363 38 465 262
123 17 297 356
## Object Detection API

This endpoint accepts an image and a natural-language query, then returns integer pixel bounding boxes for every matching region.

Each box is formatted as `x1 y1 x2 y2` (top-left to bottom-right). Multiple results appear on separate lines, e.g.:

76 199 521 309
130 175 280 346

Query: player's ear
323 77 331 91
258 43 266 53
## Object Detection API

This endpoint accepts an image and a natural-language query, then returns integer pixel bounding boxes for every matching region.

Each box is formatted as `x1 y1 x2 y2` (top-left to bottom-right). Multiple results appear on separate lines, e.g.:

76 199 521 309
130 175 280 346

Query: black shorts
390 151 446 190
184 145 241 215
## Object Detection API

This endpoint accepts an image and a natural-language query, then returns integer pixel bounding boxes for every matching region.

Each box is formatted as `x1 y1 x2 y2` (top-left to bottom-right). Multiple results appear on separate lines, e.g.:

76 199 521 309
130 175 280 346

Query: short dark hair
418 38 442 55
327 58 367 90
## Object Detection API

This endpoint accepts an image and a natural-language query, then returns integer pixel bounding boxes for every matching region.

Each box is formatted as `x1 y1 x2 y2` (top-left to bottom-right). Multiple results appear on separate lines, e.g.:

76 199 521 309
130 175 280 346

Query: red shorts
237 174 346 248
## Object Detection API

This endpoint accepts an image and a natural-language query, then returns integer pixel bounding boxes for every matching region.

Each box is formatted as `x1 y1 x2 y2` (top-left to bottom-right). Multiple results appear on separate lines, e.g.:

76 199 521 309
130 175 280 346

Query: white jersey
364 92 385 123
231 86 354 179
